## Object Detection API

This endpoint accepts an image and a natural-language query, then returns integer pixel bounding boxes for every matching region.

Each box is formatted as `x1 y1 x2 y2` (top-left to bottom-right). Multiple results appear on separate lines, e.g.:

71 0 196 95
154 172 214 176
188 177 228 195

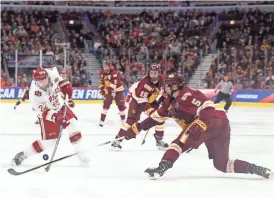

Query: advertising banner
7 54 54 68
0 88 273 103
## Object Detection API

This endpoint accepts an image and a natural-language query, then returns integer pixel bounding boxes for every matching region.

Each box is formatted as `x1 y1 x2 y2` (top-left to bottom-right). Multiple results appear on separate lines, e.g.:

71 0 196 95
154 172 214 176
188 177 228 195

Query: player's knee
213 159 228 173
171 139 184 151
168 141 183 156
126 117 137 126
103 102 111 109
117 104 126 112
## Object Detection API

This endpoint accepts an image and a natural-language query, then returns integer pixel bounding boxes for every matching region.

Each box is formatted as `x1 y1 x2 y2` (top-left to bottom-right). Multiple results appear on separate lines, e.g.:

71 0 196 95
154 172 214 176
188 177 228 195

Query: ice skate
247 163 272 179
154 135 168 150
110 141 122 151
145 160 173 180
76 151 90 166
12 152 27 166
99 121 104 127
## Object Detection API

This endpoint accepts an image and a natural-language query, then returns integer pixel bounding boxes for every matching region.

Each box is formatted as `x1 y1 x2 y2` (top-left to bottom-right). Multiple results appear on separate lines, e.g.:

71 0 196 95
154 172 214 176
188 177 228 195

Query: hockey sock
100 108 108 122
25 139 56 158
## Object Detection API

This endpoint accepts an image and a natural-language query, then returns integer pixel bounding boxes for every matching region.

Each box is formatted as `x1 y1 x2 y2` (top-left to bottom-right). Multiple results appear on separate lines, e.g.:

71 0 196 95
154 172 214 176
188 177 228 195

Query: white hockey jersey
29 67 65 121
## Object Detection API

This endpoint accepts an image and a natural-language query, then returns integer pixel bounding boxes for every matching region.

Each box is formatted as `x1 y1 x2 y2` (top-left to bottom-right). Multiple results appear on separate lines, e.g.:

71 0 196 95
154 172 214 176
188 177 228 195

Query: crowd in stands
89 9 215 87
1 5 274 90
204 9 274 89
0 7 90 87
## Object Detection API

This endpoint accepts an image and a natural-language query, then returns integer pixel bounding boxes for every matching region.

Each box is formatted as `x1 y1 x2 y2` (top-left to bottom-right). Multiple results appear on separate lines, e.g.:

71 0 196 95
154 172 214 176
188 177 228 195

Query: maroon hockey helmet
165 73 184 86
148 63 160 83
165 73 184 96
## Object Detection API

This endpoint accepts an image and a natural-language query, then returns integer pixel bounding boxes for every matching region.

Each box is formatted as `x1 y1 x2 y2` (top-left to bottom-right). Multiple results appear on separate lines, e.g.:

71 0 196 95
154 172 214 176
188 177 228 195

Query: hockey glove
68 99 75 108
104 80 111 88
98 84 105 89
145 103 155 116
52 112 70 129
99 88 109 97
187 119 207 141
60 83 73 99
125 123 140 140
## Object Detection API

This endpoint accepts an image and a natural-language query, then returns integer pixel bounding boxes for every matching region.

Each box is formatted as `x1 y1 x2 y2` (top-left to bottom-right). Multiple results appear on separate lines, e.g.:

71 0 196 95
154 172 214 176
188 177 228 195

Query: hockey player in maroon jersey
111 63 169 150
124 73 272 179
14 84 31 110
99 60 126 127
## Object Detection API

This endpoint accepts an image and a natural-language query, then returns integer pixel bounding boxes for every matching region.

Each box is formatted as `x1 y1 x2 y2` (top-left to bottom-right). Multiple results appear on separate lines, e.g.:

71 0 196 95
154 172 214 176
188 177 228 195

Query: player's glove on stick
99 88 108 97
145 103 155 116
68 99 75 108
52 112 70 129
187 119 207 141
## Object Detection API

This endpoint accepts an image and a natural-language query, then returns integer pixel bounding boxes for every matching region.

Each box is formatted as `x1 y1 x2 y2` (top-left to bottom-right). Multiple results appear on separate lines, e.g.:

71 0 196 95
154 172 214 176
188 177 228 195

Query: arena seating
204 10 274 89
1 8 89 87
87 9 216 86
1 5 273 89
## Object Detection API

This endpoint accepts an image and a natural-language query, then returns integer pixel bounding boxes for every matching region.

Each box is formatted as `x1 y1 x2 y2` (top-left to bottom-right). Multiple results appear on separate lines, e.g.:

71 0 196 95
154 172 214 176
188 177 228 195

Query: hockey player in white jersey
12 67 90 166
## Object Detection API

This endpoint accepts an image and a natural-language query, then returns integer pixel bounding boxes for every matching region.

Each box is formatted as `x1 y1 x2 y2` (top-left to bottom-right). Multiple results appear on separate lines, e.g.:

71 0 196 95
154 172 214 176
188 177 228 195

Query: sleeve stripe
59 80 69 88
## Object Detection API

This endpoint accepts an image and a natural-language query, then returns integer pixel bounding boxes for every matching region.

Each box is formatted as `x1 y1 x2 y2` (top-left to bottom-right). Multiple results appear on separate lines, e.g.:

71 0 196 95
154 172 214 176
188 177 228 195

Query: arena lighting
69 20 74 24
230 20 235 25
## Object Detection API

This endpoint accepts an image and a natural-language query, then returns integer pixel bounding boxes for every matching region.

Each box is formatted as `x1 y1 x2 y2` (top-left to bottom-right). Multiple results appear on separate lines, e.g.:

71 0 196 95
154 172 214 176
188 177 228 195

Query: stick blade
141 140 146 145
7 168 21 176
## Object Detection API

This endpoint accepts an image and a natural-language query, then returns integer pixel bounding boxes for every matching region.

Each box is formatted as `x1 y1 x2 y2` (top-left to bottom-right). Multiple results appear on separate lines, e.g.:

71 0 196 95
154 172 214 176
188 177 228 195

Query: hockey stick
45 95 69 172
7 136 125 176
141 129 150 145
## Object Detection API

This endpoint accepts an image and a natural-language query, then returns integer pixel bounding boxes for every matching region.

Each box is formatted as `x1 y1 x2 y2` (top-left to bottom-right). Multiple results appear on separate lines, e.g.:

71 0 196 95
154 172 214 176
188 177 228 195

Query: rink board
1 99 274 107
0 87 274 107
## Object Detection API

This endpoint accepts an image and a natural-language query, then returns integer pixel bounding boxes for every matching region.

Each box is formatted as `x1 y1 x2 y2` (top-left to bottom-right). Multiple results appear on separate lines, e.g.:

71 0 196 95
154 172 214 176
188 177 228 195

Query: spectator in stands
265 71 274 89
1 71 8 87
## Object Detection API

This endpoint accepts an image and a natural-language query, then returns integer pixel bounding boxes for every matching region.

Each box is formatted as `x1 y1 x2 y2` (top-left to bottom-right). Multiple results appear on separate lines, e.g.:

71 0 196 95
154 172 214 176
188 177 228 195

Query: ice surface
0 103 273 198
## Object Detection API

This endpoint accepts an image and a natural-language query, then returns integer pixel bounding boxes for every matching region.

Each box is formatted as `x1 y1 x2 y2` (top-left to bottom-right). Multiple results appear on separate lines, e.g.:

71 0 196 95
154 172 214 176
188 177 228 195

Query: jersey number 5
182 92 201 107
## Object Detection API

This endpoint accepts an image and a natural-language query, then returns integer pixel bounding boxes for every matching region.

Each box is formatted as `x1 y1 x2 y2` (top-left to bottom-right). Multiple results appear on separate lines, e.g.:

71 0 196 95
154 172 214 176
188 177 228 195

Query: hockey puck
43 154 49 161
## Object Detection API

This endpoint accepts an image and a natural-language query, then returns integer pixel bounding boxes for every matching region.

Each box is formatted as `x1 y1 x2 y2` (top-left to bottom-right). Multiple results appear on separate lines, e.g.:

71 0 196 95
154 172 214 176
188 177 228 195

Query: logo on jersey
34 90 42 96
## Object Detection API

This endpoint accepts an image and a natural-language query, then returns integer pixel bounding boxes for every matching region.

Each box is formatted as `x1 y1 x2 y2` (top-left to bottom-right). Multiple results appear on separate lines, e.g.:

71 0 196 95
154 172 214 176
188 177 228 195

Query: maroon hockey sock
116 129 127 142
100 114 106 122
162 149 180 163
154 131 164 140
120 114 125 121
234 159 249 173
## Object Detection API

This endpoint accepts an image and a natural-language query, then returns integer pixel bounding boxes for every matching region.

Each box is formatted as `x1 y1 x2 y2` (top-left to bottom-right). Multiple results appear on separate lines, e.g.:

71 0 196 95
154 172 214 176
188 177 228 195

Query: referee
214 73 234 112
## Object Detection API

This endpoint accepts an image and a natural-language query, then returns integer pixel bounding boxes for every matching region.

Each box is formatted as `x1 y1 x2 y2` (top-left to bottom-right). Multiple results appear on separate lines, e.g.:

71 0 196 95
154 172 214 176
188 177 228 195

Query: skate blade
79 162 90 167
145 172 160 180
157 146 168 151
109 147 122 152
